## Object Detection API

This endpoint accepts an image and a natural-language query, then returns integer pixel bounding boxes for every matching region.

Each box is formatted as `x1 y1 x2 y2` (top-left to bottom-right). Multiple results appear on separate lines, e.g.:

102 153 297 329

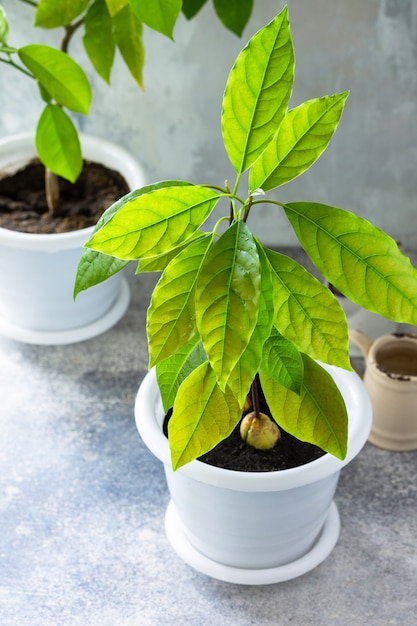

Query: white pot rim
0 132 146 252
135 365 372 492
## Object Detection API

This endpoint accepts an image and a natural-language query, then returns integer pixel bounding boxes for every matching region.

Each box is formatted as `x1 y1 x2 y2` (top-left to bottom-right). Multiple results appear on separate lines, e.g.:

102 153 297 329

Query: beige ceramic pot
350 330 417 451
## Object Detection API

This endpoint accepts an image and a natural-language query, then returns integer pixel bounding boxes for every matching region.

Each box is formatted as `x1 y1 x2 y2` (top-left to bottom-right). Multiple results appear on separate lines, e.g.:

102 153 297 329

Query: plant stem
251 379 261 420
61 18 84 54
45 168 60 215
0 57 34 78
18 0 38 7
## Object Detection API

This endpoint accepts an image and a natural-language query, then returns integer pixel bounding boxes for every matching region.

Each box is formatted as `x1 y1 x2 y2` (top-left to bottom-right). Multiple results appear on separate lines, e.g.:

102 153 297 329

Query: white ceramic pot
0 134 146 344
135 366 372 584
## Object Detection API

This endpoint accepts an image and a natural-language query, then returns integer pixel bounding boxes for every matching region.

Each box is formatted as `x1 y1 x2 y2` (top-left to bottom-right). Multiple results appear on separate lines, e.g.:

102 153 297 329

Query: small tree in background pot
75 7 417 580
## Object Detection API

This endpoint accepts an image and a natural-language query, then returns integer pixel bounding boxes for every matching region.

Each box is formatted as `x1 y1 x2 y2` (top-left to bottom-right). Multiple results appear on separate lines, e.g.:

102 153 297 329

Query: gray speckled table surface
1 251 416 626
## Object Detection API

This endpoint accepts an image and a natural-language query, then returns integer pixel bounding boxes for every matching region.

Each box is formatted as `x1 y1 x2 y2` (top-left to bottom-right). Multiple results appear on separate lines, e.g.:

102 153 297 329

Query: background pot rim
0 132 146 251
135 365 373 492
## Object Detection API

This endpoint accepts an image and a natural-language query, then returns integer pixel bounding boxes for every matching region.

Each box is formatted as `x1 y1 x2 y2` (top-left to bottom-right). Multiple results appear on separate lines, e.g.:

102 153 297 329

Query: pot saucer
165 499 340 585
0 278 130 345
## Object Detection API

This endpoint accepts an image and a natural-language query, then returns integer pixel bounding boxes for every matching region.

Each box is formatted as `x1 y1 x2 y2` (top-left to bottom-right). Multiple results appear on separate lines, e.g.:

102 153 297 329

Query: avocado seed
240 411 281 450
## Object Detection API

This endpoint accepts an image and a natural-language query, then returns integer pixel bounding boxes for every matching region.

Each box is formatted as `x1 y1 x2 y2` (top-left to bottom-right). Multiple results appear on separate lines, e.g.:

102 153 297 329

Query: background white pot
135 366 372 584
0 134 146 344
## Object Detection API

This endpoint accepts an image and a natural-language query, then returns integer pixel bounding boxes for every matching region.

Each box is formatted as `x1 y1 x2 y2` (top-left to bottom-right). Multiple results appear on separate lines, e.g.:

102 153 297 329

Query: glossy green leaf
85 185 220 260
182 0 207 20
148 234 214 367
0 6 8 44
18 45 92 114
75 182 194 295
169 361 241 469
129 0 181 39
136 231 206 273
83 0 115 84
249 92 349 192
264 247 351 369
74 250 129 298
156 338 207 412
112 4 144 88
35 0 89 27
284 202 417 325
260 354 348 459
36 104 82 182
105 0 129 17
226 242 274 405
261 328 304 394
222 7 293 174
196 221 261 390
213 0 253 36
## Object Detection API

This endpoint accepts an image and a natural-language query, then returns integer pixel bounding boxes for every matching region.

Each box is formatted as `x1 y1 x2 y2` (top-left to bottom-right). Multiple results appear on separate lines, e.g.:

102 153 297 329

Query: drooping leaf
260 353 348 459
169 361 241 469
18 45 92 114
112 4 144 88
136 231 206 273
195 221 261 390
35 0 89 27
147 234 214 367
156 338 207 411
222 7 294 174
213 0 253 36
105 0 129 17
74 250 130 298
226 241 274 405
182 0 207 20
36 104 82 182
261 328 304 394
83 0 115 84
0 6 9 44
129 0 181 39
264 247 351 369
249 92 349 192
85 185 220 260
284 202 417 325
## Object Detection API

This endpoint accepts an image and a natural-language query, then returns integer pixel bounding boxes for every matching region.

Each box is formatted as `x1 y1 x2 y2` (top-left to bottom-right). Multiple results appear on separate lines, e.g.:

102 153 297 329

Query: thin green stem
18 0 38 7
61 18 84 54
0 56 34 78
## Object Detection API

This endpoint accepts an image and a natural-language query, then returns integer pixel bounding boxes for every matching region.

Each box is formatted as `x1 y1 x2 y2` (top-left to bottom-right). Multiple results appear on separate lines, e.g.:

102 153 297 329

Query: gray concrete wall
1 0 417 248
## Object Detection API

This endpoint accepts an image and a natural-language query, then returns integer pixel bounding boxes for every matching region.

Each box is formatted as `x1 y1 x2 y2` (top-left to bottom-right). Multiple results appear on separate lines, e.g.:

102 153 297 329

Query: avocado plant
0 0 254 211
75 6 417 470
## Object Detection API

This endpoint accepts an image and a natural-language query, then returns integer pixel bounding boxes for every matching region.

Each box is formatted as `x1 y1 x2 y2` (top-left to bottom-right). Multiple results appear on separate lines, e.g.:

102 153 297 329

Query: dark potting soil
0 159 129 234
163 388 325 472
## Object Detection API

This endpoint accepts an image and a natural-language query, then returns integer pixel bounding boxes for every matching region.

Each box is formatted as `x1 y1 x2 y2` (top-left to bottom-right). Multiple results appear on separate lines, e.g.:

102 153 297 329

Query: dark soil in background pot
0 159 129 234
163 381 326 472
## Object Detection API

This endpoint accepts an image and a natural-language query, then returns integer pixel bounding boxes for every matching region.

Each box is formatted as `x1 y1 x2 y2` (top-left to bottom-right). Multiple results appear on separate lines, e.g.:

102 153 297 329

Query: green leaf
112 4 144 88
249 92 349 192
74 250 129 298
195 221 261 390
169 361 241 469
129 0 181 39
264 247 351 370
261 328 304 394
85 185 220 260
182 0 207 20
147 234 214 367
105 0 129 17
260 354 348 459
83 0 115 84
0 5 9 44
136 231 207 273
156 338 207 412
35 0 90 28
213 0 253 36
35 104 82 182
75 182 196 296
284 202 417 325
222 7 294 174
18 45 92 114
226 241 274 406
